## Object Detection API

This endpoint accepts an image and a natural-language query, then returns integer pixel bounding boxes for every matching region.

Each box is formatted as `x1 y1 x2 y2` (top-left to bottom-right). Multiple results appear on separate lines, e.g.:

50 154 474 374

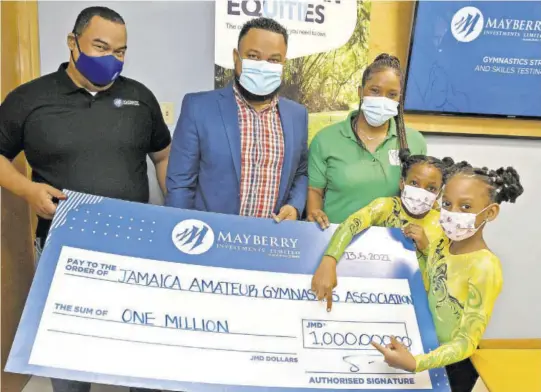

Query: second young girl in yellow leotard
311 154 454 308
366 164 523 392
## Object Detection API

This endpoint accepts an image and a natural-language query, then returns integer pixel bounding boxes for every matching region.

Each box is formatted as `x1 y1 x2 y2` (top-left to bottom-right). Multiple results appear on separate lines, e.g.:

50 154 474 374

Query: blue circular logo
172 219 215 255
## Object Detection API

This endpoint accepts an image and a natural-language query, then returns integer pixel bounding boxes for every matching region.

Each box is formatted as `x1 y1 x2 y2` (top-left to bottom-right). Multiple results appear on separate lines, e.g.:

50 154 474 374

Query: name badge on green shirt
388 150 401 166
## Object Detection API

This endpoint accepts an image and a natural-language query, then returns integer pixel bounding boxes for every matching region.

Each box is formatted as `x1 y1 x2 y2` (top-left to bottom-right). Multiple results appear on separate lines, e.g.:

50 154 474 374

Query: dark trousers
446 357 479 392
51 379 159 392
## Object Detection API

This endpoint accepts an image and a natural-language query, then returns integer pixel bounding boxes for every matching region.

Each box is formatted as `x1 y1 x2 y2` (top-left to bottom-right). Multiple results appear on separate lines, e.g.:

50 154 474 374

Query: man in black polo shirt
0 6 169 392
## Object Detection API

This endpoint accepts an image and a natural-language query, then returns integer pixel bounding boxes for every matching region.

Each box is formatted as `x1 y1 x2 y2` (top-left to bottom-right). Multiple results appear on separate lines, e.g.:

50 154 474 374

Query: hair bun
441 157 455 167
374 53 392 61
374 53 401 68
451 160 472 173
494 166 524 203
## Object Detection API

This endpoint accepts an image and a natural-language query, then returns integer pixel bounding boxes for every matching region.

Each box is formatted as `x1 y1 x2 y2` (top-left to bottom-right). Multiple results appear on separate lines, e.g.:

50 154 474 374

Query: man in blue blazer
166 17 308 221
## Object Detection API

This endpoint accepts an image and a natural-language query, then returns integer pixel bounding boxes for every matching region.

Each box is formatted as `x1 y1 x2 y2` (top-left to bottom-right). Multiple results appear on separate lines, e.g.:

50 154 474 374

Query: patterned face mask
439 206 489 242
401 185 438 215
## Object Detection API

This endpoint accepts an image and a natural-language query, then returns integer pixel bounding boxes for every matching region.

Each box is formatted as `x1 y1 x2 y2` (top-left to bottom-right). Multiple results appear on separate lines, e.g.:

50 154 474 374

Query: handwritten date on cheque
344 252 391 262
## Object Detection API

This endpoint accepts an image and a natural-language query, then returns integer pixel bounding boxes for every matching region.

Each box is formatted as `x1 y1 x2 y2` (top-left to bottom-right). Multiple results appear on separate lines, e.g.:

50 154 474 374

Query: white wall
38 1 541 339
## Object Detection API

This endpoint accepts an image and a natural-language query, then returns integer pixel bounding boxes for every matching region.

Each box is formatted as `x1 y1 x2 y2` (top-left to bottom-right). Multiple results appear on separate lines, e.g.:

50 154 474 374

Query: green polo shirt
308 110 427 224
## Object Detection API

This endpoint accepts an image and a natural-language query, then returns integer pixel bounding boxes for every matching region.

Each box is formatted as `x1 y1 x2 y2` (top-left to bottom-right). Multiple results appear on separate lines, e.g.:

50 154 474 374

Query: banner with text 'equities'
215 0 371 143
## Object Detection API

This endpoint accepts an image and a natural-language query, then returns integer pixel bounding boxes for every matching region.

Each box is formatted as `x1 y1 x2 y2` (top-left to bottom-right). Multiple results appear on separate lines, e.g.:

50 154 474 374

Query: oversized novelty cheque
6 191 451 391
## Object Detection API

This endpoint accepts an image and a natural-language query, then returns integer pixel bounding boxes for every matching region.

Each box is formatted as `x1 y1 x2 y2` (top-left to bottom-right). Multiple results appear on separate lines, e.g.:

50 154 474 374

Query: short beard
234 74 281 102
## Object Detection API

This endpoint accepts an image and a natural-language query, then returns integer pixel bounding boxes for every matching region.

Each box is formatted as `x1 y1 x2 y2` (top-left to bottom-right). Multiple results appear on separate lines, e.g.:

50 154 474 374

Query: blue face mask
73 36 124 86
238 59 283 97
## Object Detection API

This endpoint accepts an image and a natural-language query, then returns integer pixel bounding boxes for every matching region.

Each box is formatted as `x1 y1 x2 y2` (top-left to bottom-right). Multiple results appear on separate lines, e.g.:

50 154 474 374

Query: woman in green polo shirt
307 53 427 226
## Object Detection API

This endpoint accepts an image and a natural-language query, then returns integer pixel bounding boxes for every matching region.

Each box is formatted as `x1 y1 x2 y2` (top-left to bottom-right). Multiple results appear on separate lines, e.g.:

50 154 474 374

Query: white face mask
439 206 489 242
239 59 283 96
401 185 438 215
360 96 399 127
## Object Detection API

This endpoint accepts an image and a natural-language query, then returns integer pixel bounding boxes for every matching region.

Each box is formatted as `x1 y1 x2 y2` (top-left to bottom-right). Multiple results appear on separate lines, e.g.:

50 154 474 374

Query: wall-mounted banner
215 0 370 143
6 191 450 391
405 0 541 123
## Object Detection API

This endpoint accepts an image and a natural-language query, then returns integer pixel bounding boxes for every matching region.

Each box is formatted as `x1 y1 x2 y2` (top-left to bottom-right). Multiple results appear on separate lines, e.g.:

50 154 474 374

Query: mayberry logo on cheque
451 7 484 42
451 6 541 43
172 219 301 259
172 219 215 255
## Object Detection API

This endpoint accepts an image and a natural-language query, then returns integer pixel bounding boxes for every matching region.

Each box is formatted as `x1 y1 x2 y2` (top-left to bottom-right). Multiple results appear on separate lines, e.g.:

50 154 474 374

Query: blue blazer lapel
277 98 294 207
218 86 241 181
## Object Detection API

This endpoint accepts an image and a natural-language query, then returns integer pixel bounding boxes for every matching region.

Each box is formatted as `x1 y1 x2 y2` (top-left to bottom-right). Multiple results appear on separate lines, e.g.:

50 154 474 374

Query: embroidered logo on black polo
113 98 140 108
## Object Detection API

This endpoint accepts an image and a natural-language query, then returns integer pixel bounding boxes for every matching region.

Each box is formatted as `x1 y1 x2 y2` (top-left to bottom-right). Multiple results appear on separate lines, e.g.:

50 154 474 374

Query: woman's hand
371 336 417 372
311 256 337 310
403 224 429 252
307 209 330 229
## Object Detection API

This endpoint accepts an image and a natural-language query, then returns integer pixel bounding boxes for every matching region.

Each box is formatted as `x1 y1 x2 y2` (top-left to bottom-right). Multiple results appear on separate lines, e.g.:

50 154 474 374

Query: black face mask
233 73 280 103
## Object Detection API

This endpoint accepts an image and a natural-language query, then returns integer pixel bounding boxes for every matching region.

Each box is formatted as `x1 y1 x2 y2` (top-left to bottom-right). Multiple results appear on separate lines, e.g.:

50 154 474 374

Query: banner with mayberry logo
404 0 541 122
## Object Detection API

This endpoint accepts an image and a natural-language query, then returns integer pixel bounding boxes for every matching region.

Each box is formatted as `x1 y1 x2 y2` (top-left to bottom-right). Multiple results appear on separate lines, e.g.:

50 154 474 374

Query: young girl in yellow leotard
311 154 455 309
369 164 524 392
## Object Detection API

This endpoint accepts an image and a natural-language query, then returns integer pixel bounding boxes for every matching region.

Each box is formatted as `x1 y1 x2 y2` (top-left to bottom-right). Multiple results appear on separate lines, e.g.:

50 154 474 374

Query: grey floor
22 375 490 392
23 377 127 392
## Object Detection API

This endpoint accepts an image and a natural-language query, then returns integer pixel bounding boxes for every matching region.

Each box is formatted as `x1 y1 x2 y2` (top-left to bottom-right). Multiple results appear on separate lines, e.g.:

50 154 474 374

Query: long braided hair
361 53 410 162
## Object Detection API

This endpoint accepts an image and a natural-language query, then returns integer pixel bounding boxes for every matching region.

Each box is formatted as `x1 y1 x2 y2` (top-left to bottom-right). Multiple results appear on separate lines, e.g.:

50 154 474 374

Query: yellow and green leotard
324 196 443 272
414 238 503 372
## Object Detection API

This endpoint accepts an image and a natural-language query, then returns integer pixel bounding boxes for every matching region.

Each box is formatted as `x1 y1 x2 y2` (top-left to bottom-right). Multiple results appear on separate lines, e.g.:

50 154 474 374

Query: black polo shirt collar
54 62 123 95
54 63 84 94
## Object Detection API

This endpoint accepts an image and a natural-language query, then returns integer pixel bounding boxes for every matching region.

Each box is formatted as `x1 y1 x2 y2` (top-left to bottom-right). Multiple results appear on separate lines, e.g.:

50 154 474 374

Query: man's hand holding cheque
272 205 299 223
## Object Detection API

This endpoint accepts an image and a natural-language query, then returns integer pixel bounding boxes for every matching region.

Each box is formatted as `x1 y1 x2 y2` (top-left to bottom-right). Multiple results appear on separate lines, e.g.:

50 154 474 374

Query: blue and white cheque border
6 190 450 391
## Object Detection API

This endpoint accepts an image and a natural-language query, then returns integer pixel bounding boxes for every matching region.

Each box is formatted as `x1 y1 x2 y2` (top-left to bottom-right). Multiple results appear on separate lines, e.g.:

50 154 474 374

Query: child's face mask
401 185 438 215
439 206 490 242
